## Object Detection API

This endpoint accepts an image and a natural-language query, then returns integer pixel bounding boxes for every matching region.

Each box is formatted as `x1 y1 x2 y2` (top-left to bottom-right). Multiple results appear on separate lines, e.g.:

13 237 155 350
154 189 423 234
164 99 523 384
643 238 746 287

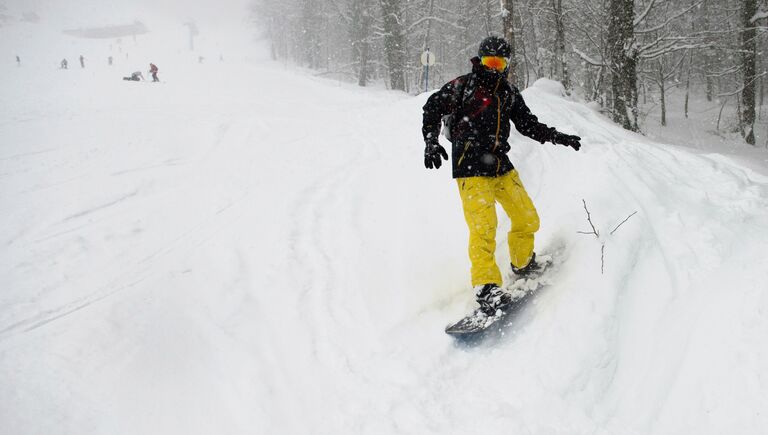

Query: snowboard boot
475 283 512 316
511 253 542 277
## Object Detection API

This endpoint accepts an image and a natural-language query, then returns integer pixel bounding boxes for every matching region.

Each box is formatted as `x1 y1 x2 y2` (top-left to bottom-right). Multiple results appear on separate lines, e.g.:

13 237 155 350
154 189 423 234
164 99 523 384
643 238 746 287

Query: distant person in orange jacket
149 63 159 82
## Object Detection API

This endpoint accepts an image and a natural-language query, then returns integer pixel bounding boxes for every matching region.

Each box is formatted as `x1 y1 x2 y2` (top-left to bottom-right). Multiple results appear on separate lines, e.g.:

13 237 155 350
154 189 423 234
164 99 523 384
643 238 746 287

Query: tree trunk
552 0 571 93
740 0 757 145
607 0 637 131
659 60 667 126
483 0 493 36
684 53 691 119
379 0 407 91
685 0 694 119
759 75 764 120
500 0 519 87
350 0 373 87
301 0 322 69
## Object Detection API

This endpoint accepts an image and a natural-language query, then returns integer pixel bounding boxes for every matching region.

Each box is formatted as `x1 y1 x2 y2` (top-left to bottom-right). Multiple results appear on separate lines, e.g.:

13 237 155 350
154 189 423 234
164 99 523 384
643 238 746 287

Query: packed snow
2 6 768 435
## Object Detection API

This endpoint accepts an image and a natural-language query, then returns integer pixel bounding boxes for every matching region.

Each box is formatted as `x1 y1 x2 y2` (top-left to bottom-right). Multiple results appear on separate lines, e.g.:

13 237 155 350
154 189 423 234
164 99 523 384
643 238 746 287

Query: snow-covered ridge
1 24 767 434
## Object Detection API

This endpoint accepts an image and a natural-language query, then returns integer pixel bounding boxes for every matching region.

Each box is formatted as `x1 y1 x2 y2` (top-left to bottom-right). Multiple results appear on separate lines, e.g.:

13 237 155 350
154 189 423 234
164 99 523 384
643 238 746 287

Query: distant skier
123 71 144 81
60 58 68 69
108 56 113 66
421 36 581 316
149 63 159 82
16 55 20 66
79 55 85 68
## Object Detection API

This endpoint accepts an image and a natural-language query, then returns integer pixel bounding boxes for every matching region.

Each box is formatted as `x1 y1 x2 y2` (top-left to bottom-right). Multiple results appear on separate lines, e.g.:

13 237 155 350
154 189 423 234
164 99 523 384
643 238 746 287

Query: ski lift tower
184 22 199 51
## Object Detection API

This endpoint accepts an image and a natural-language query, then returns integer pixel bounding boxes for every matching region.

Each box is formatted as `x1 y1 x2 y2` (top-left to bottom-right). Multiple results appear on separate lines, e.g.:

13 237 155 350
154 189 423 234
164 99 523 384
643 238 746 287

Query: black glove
552 132 581 151
424 140 449 169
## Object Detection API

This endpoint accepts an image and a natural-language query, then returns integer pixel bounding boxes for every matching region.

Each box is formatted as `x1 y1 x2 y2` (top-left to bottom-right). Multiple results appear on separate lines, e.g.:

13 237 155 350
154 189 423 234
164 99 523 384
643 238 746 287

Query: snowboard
445 254 554 337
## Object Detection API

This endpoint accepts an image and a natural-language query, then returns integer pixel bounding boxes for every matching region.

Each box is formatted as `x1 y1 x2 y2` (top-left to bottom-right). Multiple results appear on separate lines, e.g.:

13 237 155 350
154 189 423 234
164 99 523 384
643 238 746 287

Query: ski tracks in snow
0 113 261 343
286 138 366 349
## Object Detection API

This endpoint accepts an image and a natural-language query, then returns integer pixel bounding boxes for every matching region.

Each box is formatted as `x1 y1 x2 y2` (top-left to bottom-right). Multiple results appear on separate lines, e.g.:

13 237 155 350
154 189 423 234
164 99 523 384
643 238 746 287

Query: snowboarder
123 71 144 81
60 58 68 69
79 55 85 68
421 36 581 316
149 63 159 82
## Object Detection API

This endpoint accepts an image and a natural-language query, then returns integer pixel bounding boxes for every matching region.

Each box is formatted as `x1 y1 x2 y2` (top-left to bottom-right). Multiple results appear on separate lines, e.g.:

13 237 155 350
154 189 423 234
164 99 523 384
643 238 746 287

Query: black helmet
478 36 511 58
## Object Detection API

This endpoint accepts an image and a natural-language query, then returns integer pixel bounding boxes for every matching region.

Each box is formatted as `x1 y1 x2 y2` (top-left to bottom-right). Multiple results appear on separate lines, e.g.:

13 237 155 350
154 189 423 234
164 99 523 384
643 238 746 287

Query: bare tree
380 0 407 91
349 0 375 86
741 0 758 144
552 0 571 92
607 0 638 131
500 0 519 86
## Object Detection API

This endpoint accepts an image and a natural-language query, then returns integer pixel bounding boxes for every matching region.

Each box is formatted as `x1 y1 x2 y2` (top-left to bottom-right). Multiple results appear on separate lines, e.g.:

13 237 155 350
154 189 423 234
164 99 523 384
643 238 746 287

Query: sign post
420 49 436 92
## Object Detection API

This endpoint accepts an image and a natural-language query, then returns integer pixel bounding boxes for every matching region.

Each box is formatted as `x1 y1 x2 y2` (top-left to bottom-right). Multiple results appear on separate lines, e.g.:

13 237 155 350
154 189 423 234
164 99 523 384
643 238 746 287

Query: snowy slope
2 16 768 435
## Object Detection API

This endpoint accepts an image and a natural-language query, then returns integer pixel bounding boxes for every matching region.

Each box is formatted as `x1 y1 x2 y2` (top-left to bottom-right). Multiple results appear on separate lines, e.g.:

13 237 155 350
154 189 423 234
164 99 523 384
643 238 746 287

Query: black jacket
422 57 557 178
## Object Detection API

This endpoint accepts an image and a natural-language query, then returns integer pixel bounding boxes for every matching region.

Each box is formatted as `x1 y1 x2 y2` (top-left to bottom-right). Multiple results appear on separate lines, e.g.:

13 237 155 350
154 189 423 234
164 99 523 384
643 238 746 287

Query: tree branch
578 199 600 237
610 211 638 235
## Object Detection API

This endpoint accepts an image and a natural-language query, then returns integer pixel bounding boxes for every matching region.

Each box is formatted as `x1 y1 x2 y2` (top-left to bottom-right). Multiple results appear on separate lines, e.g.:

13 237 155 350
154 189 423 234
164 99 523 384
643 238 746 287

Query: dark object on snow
149 63 159 82
60 59 68 69
123 71 144 81
16 55 20 66
79 55 85 68
108 56 113 66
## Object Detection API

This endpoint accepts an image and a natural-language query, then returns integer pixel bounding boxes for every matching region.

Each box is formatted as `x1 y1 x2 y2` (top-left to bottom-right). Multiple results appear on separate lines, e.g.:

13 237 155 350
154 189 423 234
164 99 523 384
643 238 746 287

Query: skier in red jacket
149 63 159 82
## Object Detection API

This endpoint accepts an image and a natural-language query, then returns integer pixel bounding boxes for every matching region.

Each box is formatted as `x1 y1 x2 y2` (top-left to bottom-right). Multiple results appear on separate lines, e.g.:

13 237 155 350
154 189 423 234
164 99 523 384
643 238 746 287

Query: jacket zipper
493 78 503 175
457 141 471 167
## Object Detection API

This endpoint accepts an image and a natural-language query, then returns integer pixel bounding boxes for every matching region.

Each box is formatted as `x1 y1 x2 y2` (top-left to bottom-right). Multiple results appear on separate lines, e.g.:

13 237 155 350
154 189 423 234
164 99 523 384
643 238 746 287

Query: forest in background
251 0 768 144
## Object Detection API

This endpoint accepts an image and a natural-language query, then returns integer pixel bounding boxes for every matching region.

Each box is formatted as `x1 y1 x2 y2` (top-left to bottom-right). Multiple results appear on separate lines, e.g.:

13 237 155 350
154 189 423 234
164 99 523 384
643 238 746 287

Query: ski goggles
481 56 508 72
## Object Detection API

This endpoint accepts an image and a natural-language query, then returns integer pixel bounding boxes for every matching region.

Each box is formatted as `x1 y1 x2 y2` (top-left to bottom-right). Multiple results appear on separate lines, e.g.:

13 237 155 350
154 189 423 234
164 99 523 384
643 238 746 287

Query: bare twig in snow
610 211 638 235
578 200 639 275
601 244 605 275
578 199 600 237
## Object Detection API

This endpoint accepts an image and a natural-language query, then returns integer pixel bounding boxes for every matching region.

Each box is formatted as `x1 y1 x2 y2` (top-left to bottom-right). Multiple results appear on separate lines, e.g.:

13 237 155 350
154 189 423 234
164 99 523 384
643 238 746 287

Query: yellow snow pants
457 170 540 287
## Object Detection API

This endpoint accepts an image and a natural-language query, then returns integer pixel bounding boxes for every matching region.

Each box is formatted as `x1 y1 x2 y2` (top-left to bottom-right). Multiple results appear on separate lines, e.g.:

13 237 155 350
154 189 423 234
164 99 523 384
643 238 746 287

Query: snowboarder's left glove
552 132 581 151
424 140 449 169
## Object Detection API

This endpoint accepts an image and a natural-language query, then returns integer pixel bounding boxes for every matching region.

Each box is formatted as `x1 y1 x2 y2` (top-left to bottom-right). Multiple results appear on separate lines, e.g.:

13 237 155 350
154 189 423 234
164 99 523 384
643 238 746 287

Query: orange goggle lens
481 56 508 71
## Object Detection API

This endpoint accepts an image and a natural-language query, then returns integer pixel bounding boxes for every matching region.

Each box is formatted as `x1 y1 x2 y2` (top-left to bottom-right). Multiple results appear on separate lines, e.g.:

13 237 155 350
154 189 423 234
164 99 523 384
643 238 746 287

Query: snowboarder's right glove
552 132 582 151
424 140 449 169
